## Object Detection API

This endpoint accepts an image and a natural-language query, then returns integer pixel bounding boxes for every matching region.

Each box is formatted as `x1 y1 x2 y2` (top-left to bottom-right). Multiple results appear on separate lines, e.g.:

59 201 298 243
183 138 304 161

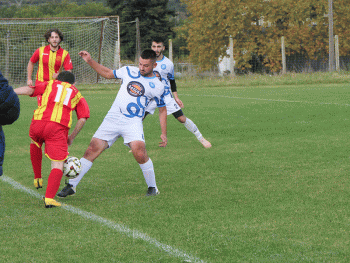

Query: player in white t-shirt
144 37 211 149
57 49 167 198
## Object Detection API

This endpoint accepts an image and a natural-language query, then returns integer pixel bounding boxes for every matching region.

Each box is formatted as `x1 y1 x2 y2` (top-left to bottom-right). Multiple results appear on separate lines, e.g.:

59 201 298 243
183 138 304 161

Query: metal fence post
335 35 339 71
229 37 235 76
281 36 286 74
328 0 335 71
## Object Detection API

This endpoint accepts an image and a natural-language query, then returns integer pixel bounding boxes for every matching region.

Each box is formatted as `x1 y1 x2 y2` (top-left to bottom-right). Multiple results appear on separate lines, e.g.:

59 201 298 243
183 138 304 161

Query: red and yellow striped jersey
30 80 90 128
30 45 73 82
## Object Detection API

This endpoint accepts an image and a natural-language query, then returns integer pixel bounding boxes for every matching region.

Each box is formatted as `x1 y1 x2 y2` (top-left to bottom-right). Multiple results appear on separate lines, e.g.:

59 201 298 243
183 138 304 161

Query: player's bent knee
84 138 108 160
176 115 186 123
51 160 64 170
133 151 148 164
130 141 148 163
172 109 184 120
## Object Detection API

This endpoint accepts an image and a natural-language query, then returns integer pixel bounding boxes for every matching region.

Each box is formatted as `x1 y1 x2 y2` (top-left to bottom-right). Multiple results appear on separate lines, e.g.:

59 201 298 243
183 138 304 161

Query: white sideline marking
1 175 205 263
180 93 350 106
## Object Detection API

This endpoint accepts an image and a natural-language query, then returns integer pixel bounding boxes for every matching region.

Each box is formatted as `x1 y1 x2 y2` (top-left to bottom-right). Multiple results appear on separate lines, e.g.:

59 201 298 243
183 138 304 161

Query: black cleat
57 183 76 198
146 187 160 196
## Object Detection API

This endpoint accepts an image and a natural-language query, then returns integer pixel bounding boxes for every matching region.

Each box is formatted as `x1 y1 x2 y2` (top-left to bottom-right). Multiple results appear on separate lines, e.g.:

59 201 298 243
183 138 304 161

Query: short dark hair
44 28 64 42
141 49 157 61
151 37 166 45
57 71 75 84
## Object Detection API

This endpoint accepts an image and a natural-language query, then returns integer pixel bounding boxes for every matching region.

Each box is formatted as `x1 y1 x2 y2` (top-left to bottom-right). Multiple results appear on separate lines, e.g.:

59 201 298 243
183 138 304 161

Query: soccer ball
63 156 81 179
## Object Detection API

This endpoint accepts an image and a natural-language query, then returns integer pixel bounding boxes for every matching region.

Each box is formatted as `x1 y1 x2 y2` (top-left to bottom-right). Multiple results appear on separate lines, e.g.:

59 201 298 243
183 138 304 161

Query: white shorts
93 115 145 148
146 96 181 115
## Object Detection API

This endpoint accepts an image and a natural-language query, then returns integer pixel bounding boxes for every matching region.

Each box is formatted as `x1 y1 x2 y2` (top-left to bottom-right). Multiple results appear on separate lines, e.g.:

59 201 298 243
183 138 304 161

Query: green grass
1 74 350 262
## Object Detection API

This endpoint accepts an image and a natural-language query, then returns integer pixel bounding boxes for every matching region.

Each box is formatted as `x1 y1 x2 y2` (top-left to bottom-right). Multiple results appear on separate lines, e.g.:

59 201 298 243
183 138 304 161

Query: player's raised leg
176 114 212 148
57 137 108 198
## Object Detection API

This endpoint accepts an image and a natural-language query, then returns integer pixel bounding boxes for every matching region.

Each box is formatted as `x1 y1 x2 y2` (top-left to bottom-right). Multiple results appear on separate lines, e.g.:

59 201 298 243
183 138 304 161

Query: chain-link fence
285 55 350 73
0 16 119 84
217 36 350 76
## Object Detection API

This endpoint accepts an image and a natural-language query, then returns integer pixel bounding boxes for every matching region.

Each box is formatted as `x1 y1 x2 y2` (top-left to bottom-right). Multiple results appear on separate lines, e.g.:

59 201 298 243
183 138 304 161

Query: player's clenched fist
78 51 92 62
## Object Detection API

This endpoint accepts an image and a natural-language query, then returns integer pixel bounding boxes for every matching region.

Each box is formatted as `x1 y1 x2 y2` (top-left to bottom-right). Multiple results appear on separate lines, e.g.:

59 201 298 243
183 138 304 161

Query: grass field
1 72 350 262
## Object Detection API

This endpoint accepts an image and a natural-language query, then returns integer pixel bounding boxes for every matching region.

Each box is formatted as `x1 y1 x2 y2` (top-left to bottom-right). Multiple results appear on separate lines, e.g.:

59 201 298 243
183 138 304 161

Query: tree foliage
106 0 175 60
181 0 350 72
0 0 111 18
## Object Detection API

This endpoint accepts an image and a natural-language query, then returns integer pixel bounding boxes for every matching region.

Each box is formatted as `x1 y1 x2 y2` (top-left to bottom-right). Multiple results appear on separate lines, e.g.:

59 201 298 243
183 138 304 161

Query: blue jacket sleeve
0 70 20 176
0 127 4 176
0 70 20 125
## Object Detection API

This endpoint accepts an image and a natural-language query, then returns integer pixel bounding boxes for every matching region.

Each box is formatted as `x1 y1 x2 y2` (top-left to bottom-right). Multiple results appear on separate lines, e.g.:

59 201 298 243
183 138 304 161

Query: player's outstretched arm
158 106 167 147
78 51 115 79
14 86 34 96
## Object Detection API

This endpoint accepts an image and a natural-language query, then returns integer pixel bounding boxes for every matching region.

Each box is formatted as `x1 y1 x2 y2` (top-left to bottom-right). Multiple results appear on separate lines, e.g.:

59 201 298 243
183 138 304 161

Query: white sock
69 157 93 188
183 118 202 140
139 158 157 189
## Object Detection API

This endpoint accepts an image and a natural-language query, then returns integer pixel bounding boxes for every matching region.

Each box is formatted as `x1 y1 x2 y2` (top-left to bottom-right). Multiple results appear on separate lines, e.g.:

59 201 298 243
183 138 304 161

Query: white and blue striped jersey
106 66 166 121
153 56 175 83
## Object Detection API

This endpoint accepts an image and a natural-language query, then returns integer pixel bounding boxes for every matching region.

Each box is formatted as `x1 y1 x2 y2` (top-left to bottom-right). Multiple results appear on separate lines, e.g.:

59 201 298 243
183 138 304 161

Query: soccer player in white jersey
57 49 167 198
144 37 211 148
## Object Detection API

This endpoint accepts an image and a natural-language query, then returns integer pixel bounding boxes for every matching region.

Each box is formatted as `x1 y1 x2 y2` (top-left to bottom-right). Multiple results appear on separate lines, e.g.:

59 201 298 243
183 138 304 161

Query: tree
181 0 350 72
0 0 111 18
106 0 175 60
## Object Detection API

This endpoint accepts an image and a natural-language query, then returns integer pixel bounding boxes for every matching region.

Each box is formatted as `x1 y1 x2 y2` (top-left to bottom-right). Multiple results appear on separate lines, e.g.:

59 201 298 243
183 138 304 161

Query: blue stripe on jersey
113 69 118 79
126 67 141 79
167 72 175 80
158 56 165 63
154 93 166 108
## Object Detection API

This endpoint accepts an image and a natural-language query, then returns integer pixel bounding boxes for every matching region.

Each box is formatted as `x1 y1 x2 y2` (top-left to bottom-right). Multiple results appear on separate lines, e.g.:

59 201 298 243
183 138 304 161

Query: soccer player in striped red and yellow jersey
14 71 90 208
31 78 86 129
27 28 73 87
25 28 74 207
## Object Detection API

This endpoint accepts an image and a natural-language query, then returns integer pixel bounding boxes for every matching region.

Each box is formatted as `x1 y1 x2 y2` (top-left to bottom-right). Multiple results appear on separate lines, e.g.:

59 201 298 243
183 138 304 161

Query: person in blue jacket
0 70 20 176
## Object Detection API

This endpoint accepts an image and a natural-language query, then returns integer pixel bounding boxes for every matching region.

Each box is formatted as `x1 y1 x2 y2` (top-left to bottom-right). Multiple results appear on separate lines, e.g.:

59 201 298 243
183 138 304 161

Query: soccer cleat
34 178 43 189
146 187 160 196
43 197 61 208
199 137 212 148
57 183 76 198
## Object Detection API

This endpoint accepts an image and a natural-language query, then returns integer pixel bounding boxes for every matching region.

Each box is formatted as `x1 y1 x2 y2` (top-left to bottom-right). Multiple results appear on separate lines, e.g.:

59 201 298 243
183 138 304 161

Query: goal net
0 16 120 84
